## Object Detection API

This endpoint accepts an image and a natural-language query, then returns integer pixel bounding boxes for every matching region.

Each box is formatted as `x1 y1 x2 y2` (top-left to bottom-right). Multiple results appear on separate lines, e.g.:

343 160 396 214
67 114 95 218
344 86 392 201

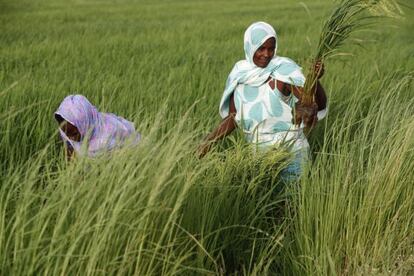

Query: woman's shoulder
271 56 305 86
229 60 253 74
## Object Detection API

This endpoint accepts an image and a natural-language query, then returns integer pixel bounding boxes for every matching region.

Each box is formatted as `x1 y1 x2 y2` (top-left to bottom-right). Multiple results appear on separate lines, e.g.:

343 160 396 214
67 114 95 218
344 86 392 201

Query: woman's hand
197 142 212 159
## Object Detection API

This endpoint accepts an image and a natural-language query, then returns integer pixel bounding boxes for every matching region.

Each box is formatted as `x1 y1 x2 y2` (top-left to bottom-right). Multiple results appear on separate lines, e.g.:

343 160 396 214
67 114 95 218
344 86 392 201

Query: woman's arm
198 94 237 158
314 80 327 111
276 81 326 111
277 80 326 128
275 61 327 109
275 61 327 127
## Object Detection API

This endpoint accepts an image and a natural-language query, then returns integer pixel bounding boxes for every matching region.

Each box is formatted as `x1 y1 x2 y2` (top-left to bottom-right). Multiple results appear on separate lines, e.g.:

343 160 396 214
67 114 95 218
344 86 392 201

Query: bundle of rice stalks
301 0 402 106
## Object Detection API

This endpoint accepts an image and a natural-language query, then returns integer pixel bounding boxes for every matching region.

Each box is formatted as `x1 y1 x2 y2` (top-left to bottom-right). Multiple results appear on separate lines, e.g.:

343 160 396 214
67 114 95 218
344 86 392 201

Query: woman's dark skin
198 37 327 157
55 114 81 160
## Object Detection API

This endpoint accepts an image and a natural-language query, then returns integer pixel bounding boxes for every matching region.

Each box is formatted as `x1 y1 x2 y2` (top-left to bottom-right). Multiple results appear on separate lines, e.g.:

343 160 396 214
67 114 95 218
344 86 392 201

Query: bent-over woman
55 94 141 159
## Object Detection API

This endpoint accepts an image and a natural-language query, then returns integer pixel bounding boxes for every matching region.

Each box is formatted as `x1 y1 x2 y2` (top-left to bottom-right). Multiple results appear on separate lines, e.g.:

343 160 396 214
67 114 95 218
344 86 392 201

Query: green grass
0 0 413 274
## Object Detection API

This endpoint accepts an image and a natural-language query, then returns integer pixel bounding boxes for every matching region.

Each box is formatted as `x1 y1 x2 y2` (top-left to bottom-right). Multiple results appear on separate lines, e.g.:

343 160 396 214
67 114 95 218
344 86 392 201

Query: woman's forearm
205 115 236 143
198 114 236 158
206 93 237 143
289 80 326 111
198 94 237 158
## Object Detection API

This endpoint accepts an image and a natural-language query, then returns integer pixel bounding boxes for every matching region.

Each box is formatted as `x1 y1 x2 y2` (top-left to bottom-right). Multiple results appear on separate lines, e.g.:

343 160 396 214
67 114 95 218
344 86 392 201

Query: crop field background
0 0 413 275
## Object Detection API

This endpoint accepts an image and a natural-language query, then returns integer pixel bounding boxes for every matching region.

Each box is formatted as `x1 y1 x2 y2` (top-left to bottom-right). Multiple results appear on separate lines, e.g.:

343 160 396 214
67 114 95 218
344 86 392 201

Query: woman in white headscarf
198 22 327 180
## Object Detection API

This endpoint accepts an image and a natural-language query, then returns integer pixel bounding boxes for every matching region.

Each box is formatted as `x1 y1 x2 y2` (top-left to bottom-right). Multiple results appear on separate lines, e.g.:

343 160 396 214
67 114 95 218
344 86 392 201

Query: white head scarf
243 21 278 64
219 22 305 118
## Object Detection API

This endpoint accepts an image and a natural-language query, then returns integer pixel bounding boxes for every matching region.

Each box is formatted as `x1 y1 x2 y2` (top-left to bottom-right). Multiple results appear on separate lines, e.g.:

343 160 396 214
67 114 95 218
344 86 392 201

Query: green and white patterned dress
232 57 307 151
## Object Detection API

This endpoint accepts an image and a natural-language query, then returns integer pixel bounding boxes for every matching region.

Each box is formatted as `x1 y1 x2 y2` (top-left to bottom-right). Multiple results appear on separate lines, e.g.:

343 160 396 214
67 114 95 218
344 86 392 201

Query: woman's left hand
197 142 211 159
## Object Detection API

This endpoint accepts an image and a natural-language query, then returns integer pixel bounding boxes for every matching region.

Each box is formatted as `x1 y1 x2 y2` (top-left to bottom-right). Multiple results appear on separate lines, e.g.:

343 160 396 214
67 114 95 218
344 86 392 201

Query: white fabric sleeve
317 106 328 121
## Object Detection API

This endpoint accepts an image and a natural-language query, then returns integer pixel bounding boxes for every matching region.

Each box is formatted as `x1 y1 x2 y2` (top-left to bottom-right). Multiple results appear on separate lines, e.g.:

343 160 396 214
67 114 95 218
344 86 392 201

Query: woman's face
55 115 81 142
253 37 276 68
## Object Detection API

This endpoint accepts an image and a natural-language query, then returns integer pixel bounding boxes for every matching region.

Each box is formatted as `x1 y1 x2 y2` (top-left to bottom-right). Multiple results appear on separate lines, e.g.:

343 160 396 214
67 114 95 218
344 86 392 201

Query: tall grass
0 0 413 274
0 114 291 274
284 73 414 275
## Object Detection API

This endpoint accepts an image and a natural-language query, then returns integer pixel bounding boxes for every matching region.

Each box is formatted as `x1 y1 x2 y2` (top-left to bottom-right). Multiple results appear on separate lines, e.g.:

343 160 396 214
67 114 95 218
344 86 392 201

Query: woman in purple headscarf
54 94 141 159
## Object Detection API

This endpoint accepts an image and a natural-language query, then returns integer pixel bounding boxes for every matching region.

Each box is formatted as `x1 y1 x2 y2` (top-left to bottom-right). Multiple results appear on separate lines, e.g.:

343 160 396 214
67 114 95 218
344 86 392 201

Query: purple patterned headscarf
55 94 141 157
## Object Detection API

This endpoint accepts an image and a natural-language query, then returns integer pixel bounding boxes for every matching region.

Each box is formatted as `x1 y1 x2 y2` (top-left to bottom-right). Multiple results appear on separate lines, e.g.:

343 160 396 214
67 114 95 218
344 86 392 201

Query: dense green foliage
1 0 413 274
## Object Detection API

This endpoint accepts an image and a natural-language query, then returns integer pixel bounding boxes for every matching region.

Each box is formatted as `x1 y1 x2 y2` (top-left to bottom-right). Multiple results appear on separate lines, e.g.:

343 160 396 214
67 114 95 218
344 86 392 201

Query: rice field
0 0 413 274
